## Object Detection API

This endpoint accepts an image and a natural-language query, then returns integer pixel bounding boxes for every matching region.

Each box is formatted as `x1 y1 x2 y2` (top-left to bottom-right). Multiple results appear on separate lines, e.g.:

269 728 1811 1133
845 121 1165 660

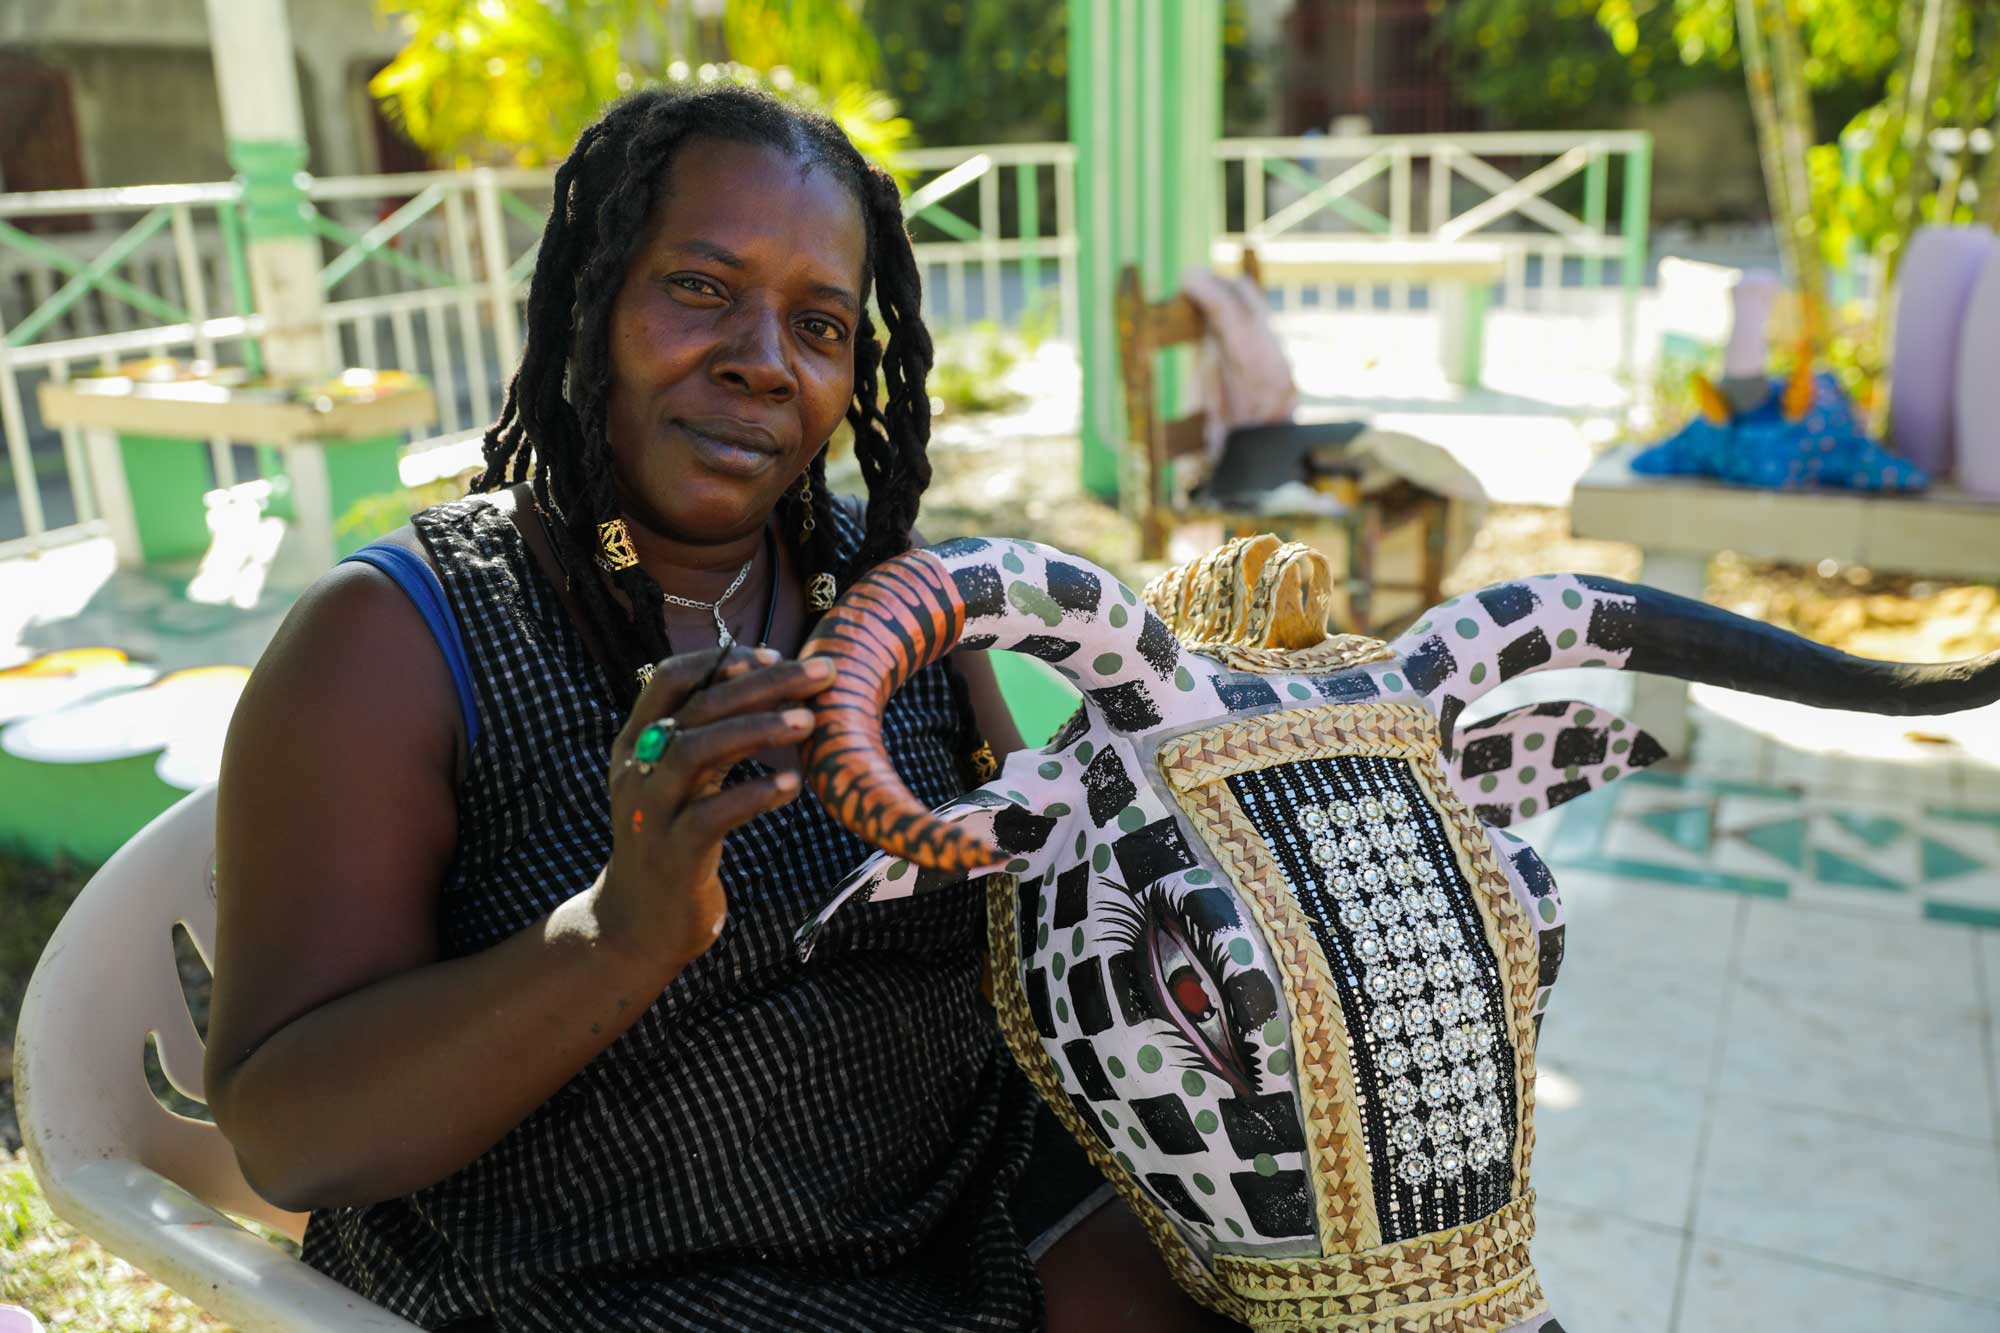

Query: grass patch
0 845 95 1156
0 1149 227 1331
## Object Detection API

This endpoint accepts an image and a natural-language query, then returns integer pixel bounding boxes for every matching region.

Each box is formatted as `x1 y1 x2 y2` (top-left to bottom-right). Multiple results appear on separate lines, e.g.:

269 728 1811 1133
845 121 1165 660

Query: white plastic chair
13 785 421 1331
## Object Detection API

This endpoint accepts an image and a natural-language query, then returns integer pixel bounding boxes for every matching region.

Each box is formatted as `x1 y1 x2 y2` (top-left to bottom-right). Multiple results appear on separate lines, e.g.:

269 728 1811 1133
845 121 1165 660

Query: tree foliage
1439 0 2000 265
1435 0 1897 131
866 0 1266 147
370 0 912 171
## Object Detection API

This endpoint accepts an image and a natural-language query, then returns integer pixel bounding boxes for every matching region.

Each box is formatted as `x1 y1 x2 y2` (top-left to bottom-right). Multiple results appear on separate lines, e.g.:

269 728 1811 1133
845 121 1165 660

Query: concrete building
0 0 414 193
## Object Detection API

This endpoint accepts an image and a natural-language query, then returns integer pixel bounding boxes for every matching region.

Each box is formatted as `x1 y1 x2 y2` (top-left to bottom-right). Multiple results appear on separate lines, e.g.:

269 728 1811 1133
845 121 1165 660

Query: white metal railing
898 143 1078 344
1216 131 1654 317
0 169 551 555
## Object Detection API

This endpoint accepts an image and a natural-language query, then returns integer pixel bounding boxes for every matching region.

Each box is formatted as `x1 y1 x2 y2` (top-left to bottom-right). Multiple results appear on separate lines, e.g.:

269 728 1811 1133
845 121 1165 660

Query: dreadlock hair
473 84 936 718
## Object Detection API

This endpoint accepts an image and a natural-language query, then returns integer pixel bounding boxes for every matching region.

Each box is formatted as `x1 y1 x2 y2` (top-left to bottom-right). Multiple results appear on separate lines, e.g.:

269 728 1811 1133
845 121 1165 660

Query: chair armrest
48 1161 424 1332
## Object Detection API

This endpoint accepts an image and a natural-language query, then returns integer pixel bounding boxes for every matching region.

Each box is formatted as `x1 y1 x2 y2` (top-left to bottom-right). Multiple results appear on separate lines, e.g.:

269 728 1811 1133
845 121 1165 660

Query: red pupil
1168 966 1215 1021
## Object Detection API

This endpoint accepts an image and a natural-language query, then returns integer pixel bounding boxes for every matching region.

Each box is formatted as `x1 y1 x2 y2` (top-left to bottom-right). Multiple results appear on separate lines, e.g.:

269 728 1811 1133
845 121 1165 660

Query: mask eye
1106 881 1262 1098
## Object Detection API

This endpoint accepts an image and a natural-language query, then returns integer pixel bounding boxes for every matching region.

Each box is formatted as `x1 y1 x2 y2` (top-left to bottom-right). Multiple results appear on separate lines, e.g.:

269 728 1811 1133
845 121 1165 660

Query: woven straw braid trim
1233 1268 1547 1333
1157 701 1431 793
983 876 1252 1324
1142 563 1188 627
1175 778 1382 1253
1215 1194 1534 1308
1402 744 1541 1190
1182 635 1397 675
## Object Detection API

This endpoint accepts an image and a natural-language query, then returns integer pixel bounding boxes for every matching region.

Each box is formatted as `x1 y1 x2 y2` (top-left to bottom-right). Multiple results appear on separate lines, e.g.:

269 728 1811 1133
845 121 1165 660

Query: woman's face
603 136 868 545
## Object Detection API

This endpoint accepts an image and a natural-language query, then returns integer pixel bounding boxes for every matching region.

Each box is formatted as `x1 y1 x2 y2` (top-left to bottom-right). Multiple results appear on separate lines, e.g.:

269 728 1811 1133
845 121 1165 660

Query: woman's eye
669 275 722 298
799 316 847 343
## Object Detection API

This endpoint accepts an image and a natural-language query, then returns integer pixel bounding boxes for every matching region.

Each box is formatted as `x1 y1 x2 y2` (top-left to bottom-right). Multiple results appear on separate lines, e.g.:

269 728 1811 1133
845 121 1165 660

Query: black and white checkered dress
301 495 1047 1332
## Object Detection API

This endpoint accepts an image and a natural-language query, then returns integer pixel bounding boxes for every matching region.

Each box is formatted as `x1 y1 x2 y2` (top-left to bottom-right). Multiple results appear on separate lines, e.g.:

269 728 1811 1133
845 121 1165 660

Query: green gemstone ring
633 718 677 775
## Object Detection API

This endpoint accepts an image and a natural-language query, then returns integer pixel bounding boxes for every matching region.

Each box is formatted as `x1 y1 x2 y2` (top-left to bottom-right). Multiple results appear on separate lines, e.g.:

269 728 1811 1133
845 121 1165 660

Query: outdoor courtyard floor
1496 673 2000 1330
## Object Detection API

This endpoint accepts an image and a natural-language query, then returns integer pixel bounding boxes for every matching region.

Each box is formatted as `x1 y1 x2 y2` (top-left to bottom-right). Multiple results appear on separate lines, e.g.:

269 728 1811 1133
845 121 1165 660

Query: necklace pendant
714 610 733 653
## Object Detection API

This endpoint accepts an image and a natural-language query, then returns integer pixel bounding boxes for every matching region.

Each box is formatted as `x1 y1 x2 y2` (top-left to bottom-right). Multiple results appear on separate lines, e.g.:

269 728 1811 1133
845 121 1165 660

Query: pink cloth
1891 226 1994 475
1180 267 1299 461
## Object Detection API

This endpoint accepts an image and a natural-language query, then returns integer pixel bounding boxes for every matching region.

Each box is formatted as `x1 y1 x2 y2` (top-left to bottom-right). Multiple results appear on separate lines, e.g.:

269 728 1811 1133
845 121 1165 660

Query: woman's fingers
614 645 771 754
614 708 816 809
672 770 802 846
674 656 837 729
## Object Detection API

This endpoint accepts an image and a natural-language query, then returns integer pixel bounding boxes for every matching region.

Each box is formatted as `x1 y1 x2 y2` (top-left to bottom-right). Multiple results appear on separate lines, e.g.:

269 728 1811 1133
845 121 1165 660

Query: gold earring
969 740 999 782
807 571 837 611
596 518 638 572
799 474 816 539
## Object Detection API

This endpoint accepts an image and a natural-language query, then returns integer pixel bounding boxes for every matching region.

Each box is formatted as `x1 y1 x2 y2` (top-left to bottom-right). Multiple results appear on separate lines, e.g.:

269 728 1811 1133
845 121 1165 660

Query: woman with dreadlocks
204 86 1226 1332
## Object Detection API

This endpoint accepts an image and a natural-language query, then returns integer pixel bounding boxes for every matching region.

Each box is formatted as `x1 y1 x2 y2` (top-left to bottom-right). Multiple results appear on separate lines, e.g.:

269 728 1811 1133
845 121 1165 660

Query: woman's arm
204 566 827 1211
950 647 1028 759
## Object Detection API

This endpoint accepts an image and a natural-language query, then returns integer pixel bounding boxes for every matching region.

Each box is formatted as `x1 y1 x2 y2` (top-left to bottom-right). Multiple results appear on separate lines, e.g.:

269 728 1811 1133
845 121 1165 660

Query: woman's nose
712 303 796 401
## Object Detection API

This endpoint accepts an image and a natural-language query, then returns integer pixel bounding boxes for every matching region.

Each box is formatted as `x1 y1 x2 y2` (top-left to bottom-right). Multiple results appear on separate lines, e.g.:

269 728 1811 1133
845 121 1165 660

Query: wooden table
1570 444 2000 752
1212 238 1507 387
39 375 436 575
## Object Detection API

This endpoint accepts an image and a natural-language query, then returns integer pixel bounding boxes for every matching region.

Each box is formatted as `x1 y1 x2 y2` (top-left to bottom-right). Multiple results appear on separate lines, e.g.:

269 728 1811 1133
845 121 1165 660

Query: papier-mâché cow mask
793 535 2000 1332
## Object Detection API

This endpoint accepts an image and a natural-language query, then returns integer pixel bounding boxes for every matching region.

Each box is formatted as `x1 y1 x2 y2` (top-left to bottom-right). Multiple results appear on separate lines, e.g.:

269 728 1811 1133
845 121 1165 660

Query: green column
1070 0 1222 501
1620 134 1653 379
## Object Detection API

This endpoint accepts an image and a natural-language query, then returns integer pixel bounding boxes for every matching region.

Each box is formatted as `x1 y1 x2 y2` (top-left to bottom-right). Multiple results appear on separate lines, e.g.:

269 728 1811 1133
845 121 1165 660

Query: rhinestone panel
1226 755 1519 1243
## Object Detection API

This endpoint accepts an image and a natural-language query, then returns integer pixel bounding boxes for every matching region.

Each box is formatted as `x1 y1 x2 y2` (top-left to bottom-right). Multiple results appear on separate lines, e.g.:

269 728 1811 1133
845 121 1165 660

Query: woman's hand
595 645 836 971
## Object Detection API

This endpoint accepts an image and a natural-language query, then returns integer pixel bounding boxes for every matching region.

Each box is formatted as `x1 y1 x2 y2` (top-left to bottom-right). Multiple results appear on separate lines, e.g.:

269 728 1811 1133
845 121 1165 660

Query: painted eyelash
1103 879 1261 1098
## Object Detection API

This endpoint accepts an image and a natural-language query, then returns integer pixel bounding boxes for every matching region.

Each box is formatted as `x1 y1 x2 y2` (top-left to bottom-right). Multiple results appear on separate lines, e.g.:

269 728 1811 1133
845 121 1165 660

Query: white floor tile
1717 978 1992 1139
1538 944 1728 1092
1532 1061 1705 1229
1531 1203 1680 1333
1768 747 1964 803
1675 1241 2000 1333
1696 1096 2000 1303
1554 869 1742 972
1739 900 1980 1016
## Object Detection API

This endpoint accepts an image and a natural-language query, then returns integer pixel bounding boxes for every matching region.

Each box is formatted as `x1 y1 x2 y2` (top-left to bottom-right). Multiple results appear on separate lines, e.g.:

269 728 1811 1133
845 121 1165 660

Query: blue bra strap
340 543 481 752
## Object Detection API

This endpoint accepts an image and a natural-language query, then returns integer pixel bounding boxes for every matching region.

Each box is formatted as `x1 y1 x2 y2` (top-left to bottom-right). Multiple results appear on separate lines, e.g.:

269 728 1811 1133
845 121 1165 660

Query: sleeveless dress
301 494 1051 1332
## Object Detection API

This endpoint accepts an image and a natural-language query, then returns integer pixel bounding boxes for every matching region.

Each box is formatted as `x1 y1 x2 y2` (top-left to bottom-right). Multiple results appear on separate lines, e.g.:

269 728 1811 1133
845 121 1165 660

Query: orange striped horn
799 549 1003 874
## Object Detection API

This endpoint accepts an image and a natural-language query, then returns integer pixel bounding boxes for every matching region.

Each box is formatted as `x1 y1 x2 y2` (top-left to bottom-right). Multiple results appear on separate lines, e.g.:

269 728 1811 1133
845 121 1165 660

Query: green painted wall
1069 0 1222 501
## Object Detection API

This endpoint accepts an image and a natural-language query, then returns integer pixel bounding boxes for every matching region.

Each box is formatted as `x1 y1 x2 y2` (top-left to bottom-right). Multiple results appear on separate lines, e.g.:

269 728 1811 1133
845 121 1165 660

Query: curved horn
1577 575 2000 714
802 537 1214 871
800 548 998 875
1389 574 2000 746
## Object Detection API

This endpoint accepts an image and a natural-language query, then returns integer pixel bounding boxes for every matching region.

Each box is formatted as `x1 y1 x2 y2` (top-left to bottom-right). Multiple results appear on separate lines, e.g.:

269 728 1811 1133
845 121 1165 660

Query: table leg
1630 549 1704 758
81 427 143 569
276 441 339 577
1434 280 1489 388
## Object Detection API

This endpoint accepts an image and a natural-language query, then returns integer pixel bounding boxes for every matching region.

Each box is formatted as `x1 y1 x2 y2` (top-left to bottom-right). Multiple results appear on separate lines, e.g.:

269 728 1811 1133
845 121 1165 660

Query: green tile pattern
1920 836 1984 884
1737 818 1808 870
1538 769 2000 925
1829 812 1905 849
1809 847 1905 892
1636 804 1714 855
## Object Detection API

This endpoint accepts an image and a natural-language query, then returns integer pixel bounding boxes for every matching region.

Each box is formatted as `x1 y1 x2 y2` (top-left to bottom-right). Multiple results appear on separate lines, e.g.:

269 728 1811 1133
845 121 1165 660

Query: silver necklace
662 554 754 651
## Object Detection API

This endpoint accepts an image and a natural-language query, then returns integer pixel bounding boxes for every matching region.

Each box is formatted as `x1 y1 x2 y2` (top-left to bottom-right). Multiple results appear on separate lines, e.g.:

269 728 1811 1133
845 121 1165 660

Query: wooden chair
1115 256 1450 636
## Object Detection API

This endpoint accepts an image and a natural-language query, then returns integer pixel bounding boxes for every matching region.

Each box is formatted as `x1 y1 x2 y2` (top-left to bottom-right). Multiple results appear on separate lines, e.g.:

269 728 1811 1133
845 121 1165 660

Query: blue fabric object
339 542 481 750
1632 372 1929 492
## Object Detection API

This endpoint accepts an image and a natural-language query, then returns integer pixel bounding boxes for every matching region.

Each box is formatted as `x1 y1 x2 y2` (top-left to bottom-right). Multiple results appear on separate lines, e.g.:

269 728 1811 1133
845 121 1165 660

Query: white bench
1212 237 1508 387
1570 444 2000 751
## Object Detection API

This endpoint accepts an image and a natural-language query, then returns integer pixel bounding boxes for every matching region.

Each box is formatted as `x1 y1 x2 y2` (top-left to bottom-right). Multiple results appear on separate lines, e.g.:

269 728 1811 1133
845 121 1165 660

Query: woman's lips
676 419 781 479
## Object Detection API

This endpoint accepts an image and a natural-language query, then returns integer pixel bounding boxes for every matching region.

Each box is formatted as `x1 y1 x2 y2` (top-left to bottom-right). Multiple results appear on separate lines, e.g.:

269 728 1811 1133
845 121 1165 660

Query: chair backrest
1116 250 1263 558
14 784 309 1241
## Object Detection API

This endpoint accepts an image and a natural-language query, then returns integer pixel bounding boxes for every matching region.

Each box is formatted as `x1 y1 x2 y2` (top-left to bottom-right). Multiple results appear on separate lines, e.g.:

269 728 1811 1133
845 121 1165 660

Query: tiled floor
1517 683 2000 1331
